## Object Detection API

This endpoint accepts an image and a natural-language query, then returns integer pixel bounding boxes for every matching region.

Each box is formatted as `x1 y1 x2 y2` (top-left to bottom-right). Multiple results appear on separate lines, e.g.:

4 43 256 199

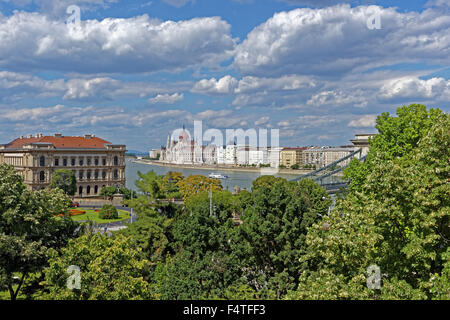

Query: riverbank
132 159 313 175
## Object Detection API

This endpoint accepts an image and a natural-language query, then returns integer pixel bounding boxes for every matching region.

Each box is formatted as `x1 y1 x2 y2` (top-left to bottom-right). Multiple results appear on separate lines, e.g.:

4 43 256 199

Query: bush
98 204 119 220
290 164 300 170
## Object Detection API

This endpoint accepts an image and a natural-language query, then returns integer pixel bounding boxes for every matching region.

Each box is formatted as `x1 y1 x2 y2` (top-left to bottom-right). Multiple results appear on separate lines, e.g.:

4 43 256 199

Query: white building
217 146 225 165
248 148 264 166
225 145 237 165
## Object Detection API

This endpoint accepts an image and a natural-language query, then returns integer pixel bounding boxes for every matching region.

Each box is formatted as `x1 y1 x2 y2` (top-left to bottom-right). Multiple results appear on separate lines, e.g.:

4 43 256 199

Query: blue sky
0 0 448 151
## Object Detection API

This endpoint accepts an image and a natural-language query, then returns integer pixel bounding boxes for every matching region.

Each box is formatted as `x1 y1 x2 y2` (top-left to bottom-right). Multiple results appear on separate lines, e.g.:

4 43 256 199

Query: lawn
63 208 130 224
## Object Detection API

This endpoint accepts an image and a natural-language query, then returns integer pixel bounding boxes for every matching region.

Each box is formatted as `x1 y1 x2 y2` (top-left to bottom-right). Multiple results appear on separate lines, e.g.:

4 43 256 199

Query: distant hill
126 149 147 156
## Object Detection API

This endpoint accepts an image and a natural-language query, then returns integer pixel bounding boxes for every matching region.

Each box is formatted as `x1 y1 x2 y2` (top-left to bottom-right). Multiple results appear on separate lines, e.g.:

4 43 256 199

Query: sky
0 0 448 151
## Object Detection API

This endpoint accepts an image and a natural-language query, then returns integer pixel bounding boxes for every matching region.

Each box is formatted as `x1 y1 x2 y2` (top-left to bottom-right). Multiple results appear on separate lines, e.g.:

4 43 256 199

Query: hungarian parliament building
159 130 374 169
160 129 281 168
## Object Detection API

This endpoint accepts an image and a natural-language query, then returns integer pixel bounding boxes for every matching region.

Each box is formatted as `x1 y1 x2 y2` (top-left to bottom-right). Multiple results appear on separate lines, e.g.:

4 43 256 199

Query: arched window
114 156 119 166
114 170 118 179
39 171 45 181
94 170 99 179
79 186 83 195
87 186 91 194
87 171 91 180
94 185 98 194
39 156 45 167
102 171 106 179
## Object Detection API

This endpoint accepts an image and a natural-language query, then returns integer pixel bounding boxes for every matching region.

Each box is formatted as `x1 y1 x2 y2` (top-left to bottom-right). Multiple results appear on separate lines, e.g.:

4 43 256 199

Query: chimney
54 133 62 138
28 134 33 138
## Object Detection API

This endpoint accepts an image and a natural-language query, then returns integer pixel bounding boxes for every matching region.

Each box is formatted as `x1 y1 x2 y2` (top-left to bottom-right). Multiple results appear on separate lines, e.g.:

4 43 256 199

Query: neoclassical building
0 133 126 198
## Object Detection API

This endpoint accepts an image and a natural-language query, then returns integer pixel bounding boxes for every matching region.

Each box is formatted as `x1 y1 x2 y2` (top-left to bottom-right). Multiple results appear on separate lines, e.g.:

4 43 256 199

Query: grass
63 208 130 224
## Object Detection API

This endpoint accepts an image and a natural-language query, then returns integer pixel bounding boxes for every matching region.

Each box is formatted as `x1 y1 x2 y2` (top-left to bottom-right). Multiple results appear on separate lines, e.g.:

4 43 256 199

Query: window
79 171 83 180
94 185 98 194
94 171 99 179
39 156 45 167
102 158 106 166
87 171 91 180
114 170 118 179
71 158 75 166
87 158 91 166
63 158 67 167
54 158 59 166
102 171 106 179
114 156 119 166
95 158 99 166
79 186 83 195
39 171 45 181
79 158 84 166
87 186 91 194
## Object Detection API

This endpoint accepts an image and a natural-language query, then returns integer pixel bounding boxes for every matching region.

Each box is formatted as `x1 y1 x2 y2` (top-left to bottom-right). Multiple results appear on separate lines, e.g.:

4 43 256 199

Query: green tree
43 234 151 300
344 104 444 192
50 169 76 196
0 164 78 300
100 186 118 200
239 176 331 299
176 175 222 201
98 204 119 219
290 111 449 300
151 190 243 299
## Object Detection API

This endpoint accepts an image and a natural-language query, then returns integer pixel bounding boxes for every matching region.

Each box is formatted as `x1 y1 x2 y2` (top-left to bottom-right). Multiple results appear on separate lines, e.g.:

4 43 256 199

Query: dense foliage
98 204 119 220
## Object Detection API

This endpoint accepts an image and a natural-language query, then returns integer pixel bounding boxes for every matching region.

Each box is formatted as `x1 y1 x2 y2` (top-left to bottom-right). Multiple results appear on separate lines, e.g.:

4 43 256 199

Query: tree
135 171 165 200
50 169 76 196
98 204 119 219
289 110 449 300
43 234 151 300
0 164 79 300
239 176 331 299
344 104 444 192
176 175 222 201
151 190 243 299
161 171 184 199
100 186 118 200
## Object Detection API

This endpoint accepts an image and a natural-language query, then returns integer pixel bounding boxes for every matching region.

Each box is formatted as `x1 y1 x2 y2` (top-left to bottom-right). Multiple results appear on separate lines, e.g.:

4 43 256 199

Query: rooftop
3 134 113 150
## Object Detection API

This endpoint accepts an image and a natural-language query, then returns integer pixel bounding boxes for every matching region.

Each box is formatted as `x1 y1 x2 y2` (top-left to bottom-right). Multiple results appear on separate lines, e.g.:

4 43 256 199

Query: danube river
125 157 308 191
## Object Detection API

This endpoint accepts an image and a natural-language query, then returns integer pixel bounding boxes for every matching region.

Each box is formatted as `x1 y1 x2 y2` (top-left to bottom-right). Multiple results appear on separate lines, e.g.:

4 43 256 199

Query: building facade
0 133 126 198
280 147 305 167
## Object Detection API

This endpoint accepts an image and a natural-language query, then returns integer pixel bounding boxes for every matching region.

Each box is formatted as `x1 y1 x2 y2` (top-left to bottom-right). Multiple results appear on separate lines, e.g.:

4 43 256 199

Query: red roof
5 135 112 149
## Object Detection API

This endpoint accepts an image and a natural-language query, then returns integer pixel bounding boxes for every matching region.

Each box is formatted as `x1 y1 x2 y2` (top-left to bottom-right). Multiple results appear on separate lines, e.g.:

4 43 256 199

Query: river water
125 158 307 192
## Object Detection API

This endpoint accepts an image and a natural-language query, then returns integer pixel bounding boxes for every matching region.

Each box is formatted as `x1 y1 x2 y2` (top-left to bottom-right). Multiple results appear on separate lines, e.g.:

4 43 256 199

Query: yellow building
280 147 305 167
0 133 126 198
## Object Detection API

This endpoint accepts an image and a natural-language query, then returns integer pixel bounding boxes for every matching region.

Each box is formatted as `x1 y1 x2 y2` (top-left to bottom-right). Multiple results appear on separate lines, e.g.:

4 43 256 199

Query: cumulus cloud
348 114 377 127
307 89 368 107
149 92 184 104
379 77 450 101
0 11 236 74
234 5 450 77
191 75 239 95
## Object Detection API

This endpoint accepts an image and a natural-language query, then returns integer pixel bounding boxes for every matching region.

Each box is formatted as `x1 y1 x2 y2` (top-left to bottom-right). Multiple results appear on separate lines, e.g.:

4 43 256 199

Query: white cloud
379 77 450 101
348 114 377 127
307 89 368 107
191 75 239 95
234 5 450 77
0 11 236 74
149 93 184 105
